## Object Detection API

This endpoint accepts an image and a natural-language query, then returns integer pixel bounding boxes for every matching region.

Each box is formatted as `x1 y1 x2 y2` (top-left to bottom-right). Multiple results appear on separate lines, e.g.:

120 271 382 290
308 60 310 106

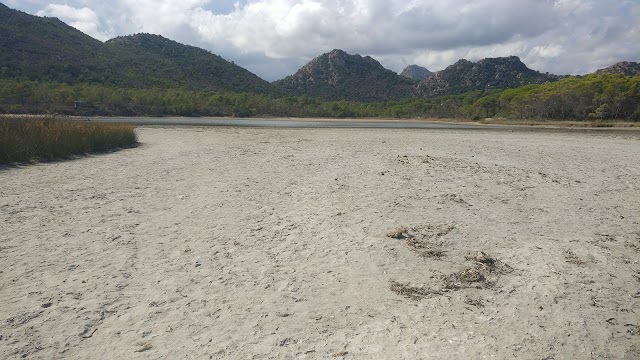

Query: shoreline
3 113 640 130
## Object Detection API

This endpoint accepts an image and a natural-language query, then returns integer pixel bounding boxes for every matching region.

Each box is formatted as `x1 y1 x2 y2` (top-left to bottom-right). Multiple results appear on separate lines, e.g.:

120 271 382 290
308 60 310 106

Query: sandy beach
1 126 639 359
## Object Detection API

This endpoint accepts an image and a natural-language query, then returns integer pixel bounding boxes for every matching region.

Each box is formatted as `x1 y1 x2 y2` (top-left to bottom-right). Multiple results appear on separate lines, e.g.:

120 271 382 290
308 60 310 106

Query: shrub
0 116 138 164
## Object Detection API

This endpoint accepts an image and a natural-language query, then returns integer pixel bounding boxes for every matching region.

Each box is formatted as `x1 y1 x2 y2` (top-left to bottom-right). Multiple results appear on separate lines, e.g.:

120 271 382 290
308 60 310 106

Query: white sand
1 126 639 359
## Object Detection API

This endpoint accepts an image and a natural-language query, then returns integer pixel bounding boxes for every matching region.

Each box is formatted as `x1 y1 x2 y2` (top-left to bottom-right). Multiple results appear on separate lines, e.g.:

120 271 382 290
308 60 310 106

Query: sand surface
1 127 639 359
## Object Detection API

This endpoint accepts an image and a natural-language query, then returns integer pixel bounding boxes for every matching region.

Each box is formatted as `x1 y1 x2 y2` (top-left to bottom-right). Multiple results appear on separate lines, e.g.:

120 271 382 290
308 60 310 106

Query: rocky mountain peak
417 56 557 97
400 65 433 80
595 61 640 76
273 49 416 102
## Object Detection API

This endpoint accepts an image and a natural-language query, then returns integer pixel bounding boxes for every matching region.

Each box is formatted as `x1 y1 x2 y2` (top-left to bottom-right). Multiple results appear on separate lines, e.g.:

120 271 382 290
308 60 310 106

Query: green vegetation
0 115 138 164
1 74 638 121
488 74 640 120
0 4 276 94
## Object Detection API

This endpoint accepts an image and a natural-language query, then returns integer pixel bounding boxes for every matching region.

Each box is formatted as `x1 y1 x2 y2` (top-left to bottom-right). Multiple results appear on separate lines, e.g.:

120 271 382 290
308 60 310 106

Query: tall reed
0 116 138 164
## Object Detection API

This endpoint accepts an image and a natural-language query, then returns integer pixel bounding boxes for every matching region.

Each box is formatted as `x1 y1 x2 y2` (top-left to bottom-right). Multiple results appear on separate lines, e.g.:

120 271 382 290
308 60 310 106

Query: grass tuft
0 116 138 164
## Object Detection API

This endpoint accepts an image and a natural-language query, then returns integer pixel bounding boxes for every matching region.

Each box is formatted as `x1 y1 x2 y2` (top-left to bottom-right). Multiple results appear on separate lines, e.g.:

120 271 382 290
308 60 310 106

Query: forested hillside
0 3 108 84
103 34 276 93
0 4 276 94
2 74 638 121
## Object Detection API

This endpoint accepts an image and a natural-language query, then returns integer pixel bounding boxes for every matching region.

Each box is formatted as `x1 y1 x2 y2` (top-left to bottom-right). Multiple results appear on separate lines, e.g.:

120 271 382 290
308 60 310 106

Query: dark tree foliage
1 74 638 121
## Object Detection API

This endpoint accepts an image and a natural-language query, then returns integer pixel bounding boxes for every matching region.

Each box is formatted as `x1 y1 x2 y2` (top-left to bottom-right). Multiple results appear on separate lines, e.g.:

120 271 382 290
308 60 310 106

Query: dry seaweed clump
443 267 487 289
465 251 514 274
464 296 485 308
564 249 587 266
444 251 513 290
389 250 514 300
406 238 446 258
385 226 409 239
412 224 455 238
465 251 495 264
389 281 443 300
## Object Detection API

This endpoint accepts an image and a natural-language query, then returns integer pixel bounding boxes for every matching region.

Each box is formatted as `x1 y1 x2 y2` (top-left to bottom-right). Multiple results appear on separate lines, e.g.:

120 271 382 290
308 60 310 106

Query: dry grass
0 116 138 164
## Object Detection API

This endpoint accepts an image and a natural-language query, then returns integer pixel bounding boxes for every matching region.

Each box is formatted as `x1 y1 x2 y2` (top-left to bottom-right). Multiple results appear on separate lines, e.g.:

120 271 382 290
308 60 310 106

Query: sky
5 0 640 81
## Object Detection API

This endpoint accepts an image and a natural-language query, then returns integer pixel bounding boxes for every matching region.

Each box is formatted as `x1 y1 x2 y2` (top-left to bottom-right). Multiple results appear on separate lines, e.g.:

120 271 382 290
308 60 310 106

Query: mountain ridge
2 3 639 104
595 61 640 76
273 49 417 102
0 4 276 93
416 56 559 97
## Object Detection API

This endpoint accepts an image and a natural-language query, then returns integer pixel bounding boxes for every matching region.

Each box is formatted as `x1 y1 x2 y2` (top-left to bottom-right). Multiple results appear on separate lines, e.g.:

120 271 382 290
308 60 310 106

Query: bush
0 116 138 164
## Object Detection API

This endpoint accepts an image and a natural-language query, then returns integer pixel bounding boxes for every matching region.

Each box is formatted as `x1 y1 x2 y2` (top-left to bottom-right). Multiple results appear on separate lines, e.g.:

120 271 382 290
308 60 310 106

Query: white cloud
9 0 640 80
115 0 208 34
36 4 112 41
531 45 564 59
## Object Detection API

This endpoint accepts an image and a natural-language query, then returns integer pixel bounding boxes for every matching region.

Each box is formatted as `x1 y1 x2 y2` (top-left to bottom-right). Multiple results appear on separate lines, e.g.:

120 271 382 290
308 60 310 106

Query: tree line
0 74 638 121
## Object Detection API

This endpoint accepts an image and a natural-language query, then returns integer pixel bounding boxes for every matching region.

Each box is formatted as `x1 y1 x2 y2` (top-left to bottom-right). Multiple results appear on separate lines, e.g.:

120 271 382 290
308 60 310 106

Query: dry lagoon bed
1 126 639 359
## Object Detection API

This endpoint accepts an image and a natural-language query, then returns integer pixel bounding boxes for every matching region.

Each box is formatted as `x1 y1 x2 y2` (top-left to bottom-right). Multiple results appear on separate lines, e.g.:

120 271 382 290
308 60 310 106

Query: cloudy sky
5 0 640 81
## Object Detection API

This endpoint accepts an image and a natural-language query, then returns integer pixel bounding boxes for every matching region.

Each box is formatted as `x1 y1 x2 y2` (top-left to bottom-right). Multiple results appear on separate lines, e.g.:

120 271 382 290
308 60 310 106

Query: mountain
104 34 276 93
595 61 640 76
416 56 558 97
0 3 109 83
273 49 417 102
400 65 433 80
0 3 276 93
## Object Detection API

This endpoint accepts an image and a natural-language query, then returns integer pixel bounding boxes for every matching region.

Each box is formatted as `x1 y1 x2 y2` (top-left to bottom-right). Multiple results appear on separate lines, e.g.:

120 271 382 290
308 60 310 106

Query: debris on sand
464 251 514 274
385 226 409 239
389 281 443 300
444 251 513 290
464 296 485 308
406 238 446 258
443 267 486 289
465 251 495 265
134 342 153 352
564 249 586 266
625 324 639 336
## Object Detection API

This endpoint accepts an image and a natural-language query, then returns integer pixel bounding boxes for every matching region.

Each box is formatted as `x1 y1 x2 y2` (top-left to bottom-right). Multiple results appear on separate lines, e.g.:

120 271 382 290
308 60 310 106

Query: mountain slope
400 65 433 80
595 61 640 76
273 49 417 102
416 56 558 97
0 3 109 83
0 3 276 93
104 34 276 93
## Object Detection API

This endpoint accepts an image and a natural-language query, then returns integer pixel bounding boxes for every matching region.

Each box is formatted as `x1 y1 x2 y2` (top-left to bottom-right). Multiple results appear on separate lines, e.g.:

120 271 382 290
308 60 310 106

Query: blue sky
4 0 640 81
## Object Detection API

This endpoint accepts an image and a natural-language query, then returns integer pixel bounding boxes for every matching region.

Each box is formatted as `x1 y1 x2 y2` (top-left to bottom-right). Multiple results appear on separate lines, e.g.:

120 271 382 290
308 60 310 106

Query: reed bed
0 116 138 164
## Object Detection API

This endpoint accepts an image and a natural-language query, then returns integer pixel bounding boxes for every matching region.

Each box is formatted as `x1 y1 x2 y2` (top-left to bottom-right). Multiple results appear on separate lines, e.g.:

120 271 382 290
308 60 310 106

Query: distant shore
4 113 639 129
73 115 640 131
